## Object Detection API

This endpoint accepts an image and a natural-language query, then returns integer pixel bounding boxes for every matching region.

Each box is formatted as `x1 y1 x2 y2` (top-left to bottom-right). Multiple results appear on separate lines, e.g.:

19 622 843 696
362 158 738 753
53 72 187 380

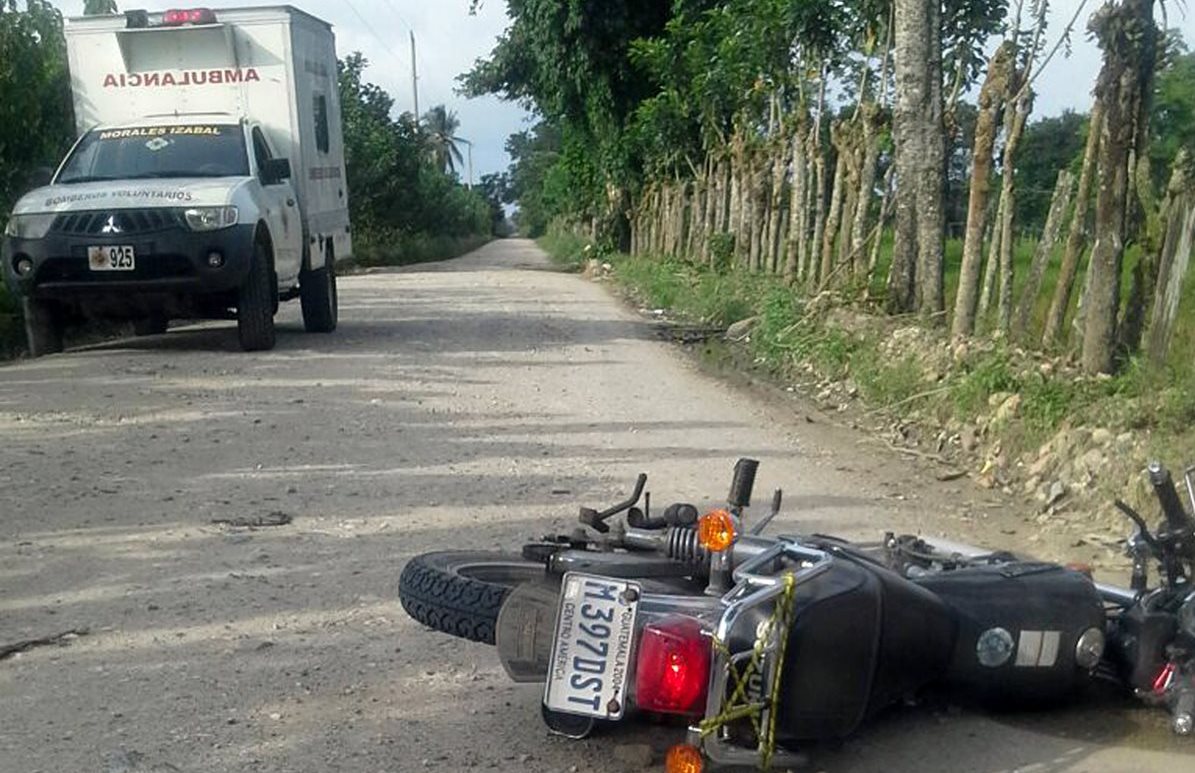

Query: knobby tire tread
398 552 525 645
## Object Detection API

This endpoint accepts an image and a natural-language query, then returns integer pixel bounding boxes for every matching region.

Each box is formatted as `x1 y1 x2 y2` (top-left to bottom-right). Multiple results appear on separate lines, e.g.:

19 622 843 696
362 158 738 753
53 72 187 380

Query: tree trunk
801 81 828 284
776 205 791 274
952 43 1014 337
660 184 671 255
915 6 946 319
851 104 883 280
729 150 743 264
699 160 713 263
785 129 808 282
810 136 828 285
837 139 862 279
1147 172 1195 363
687 179 704 259
641 187 654 255
674 182 689 257
994 86 1029 336
1043 101 1103 348
749 166 765 272
712 158 728 235
820 130 848 287
766 136 788 273
888 0 945 316
657 183 670 255
1014 169 1075 338
1082 0 1158 374
978 190 1004 322
868 165 896 287
1118 163 1166 354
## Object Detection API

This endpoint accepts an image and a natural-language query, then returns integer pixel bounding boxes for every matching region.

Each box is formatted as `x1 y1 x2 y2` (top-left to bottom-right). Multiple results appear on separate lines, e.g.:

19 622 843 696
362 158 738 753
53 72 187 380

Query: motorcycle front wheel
399 551 549 645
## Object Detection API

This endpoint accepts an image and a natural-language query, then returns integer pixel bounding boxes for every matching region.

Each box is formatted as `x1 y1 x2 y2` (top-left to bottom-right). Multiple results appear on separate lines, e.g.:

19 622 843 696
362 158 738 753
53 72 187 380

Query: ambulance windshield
57 124 249 184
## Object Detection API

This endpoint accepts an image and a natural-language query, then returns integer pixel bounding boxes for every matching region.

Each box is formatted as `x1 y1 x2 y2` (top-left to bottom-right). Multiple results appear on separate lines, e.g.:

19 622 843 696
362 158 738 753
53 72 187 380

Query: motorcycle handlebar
728 458 759 509
1149 462 1193 533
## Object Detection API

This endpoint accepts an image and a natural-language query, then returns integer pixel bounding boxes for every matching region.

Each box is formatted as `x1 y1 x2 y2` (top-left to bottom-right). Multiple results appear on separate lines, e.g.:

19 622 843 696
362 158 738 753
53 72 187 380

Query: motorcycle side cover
738 557 958 743
915 562 1104 706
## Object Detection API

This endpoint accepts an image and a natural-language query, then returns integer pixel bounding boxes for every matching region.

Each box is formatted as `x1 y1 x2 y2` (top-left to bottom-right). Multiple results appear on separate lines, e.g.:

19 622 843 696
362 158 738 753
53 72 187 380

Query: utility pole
459 138 474 188
410 31 420 120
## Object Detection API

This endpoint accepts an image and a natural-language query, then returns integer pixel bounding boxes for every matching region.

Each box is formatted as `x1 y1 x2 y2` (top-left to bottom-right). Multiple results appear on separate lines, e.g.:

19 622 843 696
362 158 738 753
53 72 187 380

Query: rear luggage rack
693 542 833 770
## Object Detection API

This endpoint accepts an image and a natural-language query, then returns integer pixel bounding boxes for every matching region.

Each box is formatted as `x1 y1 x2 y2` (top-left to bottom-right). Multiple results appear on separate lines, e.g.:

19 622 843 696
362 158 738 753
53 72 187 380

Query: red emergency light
162 8 217 26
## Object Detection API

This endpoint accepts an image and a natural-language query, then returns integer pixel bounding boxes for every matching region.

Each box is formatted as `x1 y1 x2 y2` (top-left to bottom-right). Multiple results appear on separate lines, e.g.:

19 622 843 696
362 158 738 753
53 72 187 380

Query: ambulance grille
51 209 183 237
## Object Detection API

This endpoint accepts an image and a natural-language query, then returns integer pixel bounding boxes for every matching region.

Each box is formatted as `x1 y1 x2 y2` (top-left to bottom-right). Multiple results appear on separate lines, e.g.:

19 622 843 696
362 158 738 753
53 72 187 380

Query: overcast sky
56 1 1192 183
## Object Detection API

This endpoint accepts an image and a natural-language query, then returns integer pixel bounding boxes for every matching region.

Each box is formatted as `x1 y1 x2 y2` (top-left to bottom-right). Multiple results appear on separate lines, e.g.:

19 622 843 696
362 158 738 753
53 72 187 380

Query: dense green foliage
499 122 568 237
0 1 74 219
468 0 1005 245
1013 111 1089 233
1150 51 1195 182
338 53 492 259
462 0 672 238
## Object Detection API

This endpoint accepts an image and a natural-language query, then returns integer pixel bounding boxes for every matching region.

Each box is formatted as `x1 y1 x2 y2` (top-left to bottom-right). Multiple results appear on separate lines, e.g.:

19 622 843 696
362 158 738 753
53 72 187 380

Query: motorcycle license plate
88 245 136 271
543 573 640 720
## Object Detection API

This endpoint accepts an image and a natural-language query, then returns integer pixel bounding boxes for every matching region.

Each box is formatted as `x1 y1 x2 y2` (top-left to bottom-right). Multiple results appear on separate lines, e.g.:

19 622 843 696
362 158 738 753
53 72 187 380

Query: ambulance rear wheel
300 248 337 333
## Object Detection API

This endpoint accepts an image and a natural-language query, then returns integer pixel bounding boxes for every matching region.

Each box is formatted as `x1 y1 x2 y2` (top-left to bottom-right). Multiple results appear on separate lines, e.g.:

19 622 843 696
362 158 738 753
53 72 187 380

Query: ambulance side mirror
261 158 292 185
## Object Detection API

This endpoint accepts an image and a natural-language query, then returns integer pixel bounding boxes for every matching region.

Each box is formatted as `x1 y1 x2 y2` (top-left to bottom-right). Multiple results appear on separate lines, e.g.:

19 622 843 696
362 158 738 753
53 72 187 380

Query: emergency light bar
125 7 218 28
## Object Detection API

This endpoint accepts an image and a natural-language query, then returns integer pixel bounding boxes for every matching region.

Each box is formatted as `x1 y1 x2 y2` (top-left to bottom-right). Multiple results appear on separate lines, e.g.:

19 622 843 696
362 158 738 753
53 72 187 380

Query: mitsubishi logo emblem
101 215 122 234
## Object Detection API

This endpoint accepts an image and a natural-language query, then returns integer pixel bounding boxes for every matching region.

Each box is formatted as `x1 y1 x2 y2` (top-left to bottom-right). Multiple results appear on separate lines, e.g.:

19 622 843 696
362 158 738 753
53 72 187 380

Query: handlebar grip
728 458 759 509
1148 462 1192 532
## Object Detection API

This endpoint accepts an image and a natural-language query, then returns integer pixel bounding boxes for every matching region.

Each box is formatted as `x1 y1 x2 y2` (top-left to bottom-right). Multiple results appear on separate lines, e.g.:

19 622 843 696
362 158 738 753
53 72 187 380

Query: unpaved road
0 240 1190 773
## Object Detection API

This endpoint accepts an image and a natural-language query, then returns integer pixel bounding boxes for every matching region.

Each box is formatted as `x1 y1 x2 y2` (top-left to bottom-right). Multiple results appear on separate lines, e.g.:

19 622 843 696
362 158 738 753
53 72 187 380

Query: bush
352 230 490 268
538 225 592 269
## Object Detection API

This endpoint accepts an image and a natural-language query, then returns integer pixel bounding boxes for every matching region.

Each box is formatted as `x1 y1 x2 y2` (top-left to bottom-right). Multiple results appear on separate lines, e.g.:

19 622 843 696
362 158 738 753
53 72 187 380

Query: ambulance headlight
4 213 56 240
183 206 239 232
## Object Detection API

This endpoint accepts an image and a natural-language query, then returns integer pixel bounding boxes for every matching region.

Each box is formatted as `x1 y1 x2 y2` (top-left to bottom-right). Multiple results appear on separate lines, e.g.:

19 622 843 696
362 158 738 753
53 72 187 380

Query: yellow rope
761 574 797 770
698 573 799 771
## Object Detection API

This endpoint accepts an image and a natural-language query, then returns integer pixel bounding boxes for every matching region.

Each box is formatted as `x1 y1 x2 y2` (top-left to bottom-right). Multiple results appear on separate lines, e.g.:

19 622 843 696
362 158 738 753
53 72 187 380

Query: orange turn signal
665 743 704 773
697 509 737 553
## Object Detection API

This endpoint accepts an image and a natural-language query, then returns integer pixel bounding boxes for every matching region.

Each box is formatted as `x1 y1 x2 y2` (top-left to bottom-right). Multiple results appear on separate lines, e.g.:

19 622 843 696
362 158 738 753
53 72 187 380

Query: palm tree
422 105 465 175
83 0 119 13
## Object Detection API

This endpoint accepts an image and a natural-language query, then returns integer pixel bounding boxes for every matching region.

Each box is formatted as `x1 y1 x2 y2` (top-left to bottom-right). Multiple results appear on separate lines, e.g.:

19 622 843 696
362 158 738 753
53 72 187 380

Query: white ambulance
1 6 351 355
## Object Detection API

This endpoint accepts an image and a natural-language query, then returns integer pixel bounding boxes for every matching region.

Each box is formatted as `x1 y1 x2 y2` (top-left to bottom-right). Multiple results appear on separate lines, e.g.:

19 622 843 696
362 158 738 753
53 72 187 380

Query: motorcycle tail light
635 616 710 715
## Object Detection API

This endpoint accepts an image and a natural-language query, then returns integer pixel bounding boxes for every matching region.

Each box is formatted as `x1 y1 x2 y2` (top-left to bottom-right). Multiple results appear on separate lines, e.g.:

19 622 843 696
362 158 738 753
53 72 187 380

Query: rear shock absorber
665 526 709 568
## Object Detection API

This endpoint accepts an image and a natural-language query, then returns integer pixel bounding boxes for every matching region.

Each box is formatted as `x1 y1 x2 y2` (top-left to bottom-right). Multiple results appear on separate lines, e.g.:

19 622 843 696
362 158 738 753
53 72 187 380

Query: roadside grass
351 231 492 268
538 228 591 271
540 233 1195 478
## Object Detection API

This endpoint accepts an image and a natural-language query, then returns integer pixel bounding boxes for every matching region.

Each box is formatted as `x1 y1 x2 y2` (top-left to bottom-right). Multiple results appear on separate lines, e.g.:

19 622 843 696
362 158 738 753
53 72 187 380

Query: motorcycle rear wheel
399 551 548 645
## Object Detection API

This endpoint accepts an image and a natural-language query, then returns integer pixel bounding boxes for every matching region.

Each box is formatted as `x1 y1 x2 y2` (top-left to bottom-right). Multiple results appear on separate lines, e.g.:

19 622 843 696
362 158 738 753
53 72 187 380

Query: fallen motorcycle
400 459 1195 771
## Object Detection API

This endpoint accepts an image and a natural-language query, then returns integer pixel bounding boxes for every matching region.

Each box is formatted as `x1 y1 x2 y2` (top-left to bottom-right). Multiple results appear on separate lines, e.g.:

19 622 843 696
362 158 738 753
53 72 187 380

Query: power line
342 0 408 75
379 0 416 34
